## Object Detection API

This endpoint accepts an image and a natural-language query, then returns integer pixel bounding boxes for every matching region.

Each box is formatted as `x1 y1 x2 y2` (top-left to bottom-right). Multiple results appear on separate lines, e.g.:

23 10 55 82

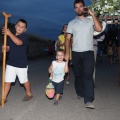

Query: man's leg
72 52 84 97
83 51 94 104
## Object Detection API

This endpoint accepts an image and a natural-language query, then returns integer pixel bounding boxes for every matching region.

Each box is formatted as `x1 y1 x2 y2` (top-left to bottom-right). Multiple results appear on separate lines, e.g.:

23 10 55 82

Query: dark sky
0 0 92 40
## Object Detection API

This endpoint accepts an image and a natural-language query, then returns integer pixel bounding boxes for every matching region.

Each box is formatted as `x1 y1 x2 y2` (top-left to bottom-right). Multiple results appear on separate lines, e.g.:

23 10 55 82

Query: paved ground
0 56 120 120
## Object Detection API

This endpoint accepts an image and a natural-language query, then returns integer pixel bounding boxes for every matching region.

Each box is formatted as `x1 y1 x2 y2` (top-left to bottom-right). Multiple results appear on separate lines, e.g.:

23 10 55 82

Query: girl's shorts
5 65 28 84
52 80 64 94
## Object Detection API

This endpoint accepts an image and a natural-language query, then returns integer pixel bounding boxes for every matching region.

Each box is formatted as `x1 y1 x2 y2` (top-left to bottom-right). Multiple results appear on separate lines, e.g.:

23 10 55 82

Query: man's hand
88 9 95 16
88 9 102 32
65 54 69 61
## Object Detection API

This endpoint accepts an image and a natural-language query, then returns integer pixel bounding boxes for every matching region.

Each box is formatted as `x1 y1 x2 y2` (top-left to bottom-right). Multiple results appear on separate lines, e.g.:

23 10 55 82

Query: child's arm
2 45 10 52
48 63 53 83
48 63 53 74
48 63 53 78
2 27 23 46
64 61 69 73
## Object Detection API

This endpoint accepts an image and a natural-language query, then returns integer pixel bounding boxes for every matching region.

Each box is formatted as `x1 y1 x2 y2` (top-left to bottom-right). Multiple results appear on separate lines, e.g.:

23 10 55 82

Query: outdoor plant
88 0 120 16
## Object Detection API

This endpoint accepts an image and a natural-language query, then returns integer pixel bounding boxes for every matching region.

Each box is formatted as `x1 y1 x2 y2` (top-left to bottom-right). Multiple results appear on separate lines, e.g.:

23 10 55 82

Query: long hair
61 24 68 35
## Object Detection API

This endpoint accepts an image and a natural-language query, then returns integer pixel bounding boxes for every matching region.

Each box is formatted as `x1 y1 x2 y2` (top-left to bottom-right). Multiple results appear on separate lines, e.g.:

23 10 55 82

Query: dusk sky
0 0 92 40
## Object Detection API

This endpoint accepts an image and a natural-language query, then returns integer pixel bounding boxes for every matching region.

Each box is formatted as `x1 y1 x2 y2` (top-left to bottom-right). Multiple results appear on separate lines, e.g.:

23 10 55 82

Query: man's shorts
5 65 28 84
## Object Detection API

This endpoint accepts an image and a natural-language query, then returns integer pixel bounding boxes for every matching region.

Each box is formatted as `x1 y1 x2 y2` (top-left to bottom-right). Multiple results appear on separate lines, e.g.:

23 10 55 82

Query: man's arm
65 33 71 61
2 27 23 45
64 61 69 73
88 10 102 32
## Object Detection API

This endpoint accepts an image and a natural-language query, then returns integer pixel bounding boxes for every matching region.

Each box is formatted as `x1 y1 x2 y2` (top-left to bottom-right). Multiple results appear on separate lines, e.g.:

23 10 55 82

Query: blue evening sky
0 0 92 40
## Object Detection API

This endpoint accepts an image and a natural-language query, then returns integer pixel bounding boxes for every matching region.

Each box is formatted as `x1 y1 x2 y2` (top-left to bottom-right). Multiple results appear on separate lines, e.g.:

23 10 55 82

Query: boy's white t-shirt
52 61 65 83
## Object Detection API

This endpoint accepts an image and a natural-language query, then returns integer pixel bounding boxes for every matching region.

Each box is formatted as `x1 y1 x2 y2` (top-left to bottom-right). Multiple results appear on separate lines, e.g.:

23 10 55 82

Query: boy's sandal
22 95 33 102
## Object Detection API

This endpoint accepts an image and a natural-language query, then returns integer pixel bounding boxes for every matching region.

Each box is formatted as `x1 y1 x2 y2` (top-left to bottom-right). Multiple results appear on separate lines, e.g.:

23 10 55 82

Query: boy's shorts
5 65 28 84
52 80 64 94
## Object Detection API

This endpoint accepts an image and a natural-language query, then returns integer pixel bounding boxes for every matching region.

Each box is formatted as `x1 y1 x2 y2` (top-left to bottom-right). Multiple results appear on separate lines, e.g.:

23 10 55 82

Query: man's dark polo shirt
7 33 28 68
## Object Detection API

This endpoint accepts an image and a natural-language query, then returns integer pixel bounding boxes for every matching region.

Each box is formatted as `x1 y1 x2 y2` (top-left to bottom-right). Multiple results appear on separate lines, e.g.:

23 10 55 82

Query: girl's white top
52 61 65 83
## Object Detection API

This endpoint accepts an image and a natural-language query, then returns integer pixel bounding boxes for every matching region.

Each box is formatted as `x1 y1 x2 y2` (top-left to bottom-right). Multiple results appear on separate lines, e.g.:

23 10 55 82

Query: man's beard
76 12 84 16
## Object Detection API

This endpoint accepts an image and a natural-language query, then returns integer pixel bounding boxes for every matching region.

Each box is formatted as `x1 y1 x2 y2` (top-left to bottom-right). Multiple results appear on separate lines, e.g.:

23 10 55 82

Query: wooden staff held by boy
1 12 11 108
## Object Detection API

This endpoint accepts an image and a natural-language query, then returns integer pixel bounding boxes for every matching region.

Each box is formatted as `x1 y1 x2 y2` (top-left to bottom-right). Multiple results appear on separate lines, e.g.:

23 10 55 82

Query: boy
1 19 33 104
48 49 68 105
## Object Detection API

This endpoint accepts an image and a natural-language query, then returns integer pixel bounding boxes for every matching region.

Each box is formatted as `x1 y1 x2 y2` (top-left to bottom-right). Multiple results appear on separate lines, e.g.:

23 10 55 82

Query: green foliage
88 0 120 16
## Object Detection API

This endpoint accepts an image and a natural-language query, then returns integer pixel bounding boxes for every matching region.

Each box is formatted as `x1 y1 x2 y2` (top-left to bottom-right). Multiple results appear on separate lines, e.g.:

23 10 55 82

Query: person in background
93 33 105 85
97 42 103 63
112 41 117 64
107 40 113 66
117 28 120 87
48 40 54 61
55 40 59 51
57 24 72 85
65 0 102 109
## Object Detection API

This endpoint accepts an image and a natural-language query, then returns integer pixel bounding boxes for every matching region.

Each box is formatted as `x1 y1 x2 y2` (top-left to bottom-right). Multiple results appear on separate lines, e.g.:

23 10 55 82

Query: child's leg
54 81 64 101
23 81 32 96
52 81 64 105
22 81 33 101
55 94 60 101
59 93 63 100
4 82 11 101
3 65 16 101
17 67 33 97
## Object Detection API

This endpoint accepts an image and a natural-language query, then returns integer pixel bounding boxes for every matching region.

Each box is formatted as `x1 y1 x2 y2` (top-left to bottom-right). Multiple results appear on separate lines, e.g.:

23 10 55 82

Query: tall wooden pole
1 12 11 108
